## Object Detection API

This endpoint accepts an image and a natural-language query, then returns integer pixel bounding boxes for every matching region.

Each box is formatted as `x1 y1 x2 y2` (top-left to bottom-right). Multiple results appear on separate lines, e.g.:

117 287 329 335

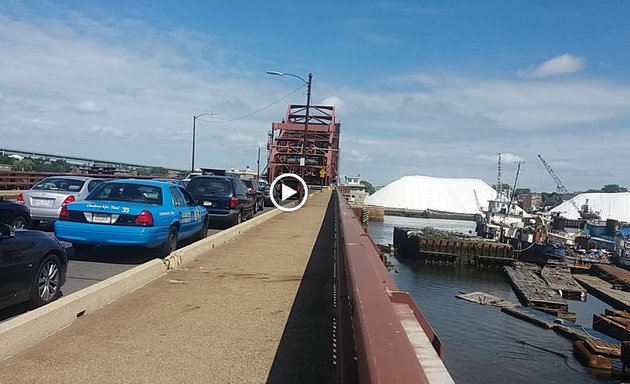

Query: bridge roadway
0 191 336 383
0 206 276 322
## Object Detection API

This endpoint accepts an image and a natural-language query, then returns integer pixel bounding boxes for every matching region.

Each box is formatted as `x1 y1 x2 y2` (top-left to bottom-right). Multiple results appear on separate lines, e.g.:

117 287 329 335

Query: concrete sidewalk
0 191 335 384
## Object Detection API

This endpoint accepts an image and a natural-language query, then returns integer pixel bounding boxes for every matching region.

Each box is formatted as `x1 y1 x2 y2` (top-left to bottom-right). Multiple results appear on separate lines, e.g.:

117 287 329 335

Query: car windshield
32 178 85 192
243 180 254 188
187 178 231 194
87 183 163 205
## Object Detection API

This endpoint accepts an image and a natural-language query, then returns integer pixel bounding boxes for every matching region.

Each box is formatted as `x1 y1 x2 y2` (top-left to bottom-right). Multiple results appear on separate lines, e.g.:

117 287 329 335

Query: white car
18 176 105 226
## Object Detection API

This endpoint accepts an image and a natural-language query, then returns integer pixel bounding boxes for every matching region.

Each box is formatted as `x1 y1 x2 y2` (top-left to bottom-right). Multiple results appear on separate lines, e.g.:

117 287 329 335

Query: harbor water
369 215 618 384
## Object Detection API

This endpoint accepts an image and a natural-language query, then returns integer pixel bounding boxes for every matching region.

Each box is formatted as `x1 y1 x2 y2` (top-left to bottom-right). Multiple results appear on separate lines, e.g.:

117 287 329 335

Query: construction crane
537 154 599 219
507 161 523 211
496 153 503 200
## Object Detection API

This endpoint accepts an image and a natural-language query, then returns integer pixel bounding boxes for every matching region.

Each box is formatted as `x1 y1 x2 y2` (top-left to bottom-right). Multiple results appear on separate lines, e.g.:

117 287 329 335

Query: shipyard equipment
266 104 340 186
537 154 600 219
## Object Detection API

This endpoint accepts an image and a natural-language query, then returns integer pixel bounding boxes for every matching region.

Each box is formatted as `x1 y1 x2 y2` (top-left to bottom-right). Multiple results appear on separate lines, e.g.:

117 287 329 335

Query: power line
195 119 227 147
197 84 306 123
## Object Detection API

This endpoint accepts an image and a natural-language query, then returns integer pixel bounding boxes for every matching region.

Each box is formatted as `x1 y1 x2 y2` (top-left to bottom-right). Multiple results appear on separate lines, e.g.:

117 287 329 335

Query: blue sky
1 1 630 191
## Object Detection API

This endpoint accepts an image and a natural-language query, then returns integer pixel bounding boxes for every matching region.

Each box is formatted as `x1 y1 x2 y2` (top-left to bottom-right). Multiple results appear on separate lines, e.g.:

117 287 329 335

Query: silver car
19 176 105 225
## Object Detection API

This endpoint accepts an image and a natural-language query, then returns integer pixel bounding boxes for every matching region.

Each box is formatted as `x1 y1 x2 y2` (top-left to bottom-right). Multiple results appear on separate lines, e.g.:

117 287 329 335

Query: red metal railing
335 190 446 383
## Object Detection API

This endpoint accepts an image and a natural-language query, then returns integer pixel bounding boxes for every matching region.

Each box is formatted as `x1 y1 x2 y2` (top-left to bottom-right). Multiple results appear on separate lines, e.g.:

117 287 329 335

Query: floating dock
592 264 630 291
593 309 630 342
455 291 518 309
394 227 515 266
541 265 587 300
504 265 568 310
574 275 630 311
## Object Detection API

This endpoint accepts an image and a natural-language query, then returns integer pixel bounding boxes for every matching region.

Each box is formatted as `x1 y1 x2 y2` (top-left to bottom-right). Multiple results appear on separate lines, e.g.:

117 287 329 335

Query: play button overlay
282 183 298 201
270 173 308 212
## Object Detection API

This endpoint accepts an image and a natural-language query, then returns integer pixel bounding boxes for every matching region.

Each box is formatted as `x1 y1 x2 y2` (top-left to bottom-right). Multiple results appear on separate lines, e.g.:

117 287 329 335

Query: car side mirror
0 224 15 239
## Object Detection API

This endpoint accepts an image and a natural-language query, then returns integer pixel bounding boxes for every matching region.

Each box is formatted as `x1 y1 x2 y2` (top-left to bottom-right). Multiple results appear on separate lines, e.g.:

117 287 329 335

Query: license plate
33 199 52 207
203 201 213 206
92 213 111 224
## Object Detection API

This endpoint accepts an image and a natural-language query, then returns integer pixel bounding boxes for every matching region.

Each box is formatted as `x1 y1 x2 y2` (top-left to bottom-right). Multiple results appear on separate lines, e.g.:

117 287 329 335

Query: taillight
60 205 69 219
248 188 256 195
17 193 24 204
135 210 154 226
62 195 76 205
230 196 239 209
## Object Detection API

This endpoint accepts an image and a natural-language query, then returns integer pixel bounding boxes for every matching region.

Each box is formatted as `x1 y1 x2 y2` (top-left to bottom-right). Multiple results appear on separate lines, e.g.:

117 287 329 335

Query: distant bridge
0 147 182 172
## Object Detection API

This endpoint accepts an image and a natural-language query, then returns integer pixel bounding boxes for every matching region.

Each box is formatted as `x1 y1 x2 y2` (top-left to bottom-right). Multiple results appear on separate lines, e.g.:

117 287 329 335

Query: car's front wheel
29 254 62 307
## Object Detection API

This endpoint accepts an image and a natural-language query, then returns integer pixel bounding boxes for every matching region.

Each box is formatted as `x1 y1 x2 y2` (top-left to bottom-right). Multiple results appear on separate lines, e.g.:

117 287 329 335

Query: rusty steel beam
335 190 448 383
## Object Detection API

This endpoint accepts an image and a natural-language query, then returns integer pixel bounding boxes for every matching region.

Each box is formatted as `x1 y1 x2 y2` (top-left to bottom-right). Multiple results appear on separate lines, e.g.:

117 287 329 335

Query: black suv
243 179 265 213
186 176 255 227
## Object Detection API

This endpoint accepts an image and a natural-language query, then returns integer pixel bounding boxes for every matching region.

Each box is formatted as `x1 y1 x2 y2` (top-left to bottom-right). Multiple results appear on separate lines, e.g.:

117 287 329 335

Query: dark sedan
0 196 32 229
0 224 67 310
186 176 255 227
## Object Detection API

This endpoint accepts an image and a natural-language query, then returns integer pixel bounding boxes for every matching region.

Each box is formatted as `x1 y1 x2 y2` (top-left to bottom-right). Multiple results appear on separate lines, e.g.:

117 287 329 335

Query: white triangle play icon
281 183 298 201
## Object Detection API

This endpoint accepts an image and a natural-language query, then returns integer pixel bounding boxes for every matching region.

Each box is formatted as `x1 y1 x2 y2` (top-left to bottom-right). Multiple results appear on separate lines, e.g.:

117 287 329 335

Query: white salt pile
551 192 630 221
365 175 497 214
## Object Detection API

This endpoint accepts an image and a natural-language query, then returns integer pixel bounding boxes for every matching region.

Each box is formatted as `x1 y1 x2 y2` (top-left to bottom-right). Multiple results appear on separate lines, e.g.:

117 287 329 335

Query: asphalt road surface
0 205 277 322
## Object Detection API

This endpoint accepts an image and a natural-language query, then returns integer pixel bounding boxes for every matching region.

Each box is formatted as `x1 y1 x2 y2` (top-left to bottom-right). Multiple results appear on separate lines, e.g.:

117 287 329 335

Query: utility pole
301 73 313 180
191 112 214 173
256 146 261 179
265 70 312 181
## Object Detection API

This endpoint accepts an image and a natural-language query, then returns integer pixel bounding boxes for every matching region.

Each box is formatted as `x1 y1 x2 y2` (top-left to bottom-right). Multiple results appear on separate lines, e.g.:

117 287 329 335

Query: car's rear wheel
11 215 28 229
160 227 178 257
29 254 62 307
233 212 242 226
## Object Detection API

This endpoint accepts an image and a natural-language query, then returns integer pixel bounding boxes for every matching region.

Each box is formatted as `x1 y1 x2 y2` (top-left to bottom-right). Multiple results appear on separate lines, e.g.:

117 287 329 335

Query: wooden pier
541 265 587 300
574 275 630 311
504 265 568 310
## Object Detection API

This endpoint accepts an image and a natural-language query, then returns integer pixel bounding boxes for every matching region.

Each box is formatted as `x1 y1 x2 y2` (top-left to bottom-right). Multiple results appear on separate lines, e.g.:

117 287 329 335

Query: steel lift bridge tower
266 104 340 187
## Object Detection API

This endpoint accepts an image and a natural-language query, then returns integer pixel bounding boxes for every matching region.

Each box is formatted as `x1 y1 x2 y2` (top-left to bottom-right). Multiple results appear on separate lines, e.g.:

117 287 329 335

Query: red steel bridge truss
266 104 340 186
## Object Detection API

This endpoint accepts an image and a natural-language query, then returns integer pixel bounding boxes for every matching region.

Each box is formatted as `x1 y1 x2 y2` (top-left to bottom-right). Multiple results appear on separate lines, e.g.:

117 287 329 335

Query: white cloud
518 53 585 78
68 101 105 114
343 149 373 163
320 96 345 112
476 153 524 164
89 125 125 137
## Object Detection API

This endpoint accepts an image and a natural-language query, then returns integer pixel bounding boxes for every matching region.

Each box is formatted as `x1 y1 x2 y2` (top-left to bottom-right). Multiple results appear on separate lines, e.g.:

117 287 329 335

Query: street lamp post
266 70 313 179
191 112 214 173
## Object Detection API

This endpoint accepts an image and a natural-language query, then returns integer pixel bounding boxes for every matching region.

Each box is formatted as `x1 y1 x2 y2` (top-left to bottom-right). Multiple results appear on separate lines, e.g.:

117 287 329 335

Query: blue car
54 180 208 256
